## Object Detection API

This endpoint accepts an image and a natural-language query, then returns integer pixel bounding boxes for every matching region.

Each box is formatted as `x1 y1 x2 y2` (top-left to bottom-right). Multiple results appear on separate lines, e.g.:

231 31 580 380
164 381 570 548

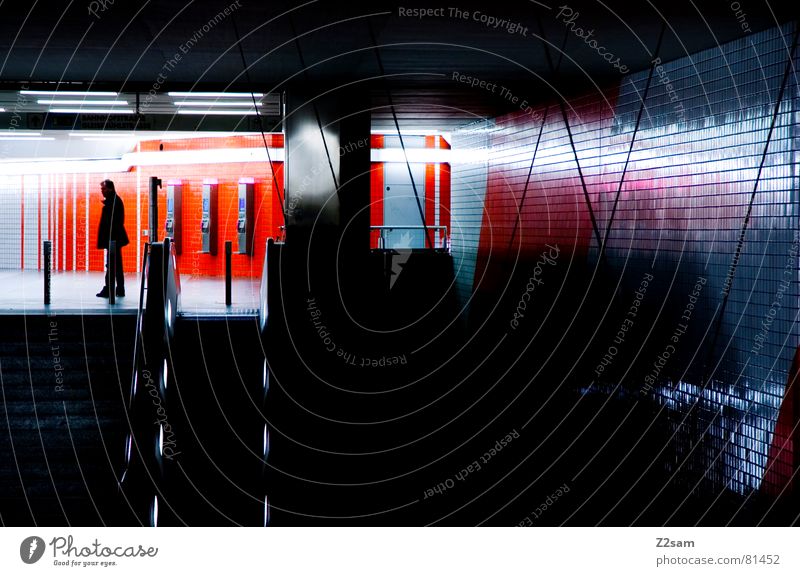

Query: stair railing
120 238 181 526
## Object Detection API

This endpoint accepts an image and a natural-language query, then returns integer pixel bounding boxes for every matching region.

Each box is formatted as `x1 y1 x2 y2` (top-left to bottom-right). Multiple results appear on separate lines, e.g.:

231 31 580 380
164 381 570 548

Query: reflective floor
0 271 260 316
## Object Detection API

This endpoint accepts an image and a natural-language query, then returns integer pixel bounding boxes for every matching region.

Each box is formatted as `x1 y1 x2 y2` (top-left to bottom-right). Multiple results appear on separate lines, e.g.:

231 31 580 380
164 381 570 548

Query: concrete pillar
283 87 371 254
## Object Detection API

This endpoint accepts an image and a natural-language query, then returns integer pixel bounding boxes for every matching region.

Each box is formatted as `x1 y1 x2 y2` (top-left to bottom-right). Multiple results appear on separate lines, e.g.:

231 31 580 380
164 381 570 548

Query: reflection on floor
0 271 260 316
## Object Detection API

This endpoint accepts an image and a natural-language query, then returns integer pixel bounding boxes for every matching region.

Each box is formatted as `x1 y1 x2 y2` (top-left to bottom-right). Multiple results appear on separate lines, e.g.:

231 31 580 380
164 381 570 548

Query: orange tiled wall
8 135 284 278
8 132 449 276
141 161 284 277
43 166 282 278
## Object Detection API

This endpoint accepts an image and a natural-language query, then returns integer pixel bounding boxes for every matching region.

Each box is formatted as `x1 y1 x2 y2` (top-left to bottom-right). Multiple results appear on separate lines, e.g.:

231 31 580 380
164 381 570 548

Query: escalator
261 236 466 526
160 314 265 525
0 232 462 527
120 238 267 526
0 313 135 525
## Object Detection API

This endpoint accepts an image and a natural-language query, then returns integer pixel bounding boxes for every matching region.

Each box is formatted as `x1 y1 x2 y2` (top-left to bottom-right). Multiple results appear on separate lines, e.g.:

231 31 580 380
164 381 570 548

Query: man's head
100 179 116 200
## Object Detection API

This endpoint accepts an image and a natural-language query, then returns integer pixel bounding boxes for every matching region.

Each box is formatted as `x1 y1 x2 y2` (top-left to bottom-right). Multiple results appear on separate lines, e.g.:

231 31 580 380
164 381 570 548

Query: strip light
176 109 259 116
69 132 131 137
82 137 137 142
0 147 285 174
371 148 453 164
21 90 118 96
37 99 129 105
0 131 42 137
0 137 55 141
174 101 262 107
168 92 264 98
127 148 284 165
49 108 134 114
0 159 129 175
371 129 445 136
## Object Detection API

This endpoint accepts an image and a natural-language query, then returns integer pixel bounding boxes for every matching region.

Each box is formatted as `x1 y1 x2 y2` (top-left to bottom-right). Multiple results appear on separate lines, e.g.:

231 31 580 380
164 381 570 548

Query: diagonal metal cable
231 16 286 223
599 22 666 261
535 17 602 250
505 30 570 256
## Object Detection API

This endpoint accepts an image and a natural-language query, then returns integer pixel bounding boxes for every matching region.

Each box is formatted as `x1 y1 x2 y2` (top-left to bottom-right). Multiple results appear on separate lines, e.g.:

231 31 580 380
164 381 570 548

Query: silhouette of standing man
96 179 129 298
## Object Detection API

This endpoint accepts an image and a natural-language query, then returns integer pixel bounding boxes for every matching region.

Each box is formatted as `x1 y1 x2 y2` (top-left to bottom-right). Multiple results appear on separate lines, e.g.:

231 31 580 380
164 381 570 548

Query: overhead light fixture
0 137 55 141
371 148 453 164
0 131 42 137
0 158 129 175
176 109 259 116
174 101 262 107
64 130 263 139
21 90 118 96
0 108 5 112
371 129 446 137
49 108 134 114
37 99 129 105
68 131 138 137
168 92 264 98
82 137 137 142
126 147 284 166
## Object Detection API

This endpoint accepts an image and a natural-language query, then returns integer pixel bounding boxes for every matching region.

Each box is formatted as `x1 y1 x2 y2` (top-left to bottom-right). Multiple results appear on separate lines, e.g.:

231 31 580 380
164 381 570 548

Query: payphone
237 178 254 255
165 180 182 254
200 179 218 254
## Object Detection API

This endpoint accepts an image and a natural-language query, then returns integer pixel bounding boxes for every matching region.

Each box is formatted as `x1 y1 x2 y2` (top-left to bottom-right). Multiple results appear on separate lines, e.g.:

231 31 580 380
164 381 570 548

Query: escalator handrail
121 239 178 510
162 237 180 337
129 243 150 408
259 238 271 332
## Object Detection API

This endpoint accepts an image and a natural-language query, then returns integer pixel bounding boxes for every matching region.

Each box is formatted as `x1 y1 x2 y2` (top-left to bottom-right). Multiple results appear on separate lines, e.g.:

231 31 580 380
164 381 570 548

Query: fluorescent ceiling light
68 131 139 137
0 108 5 112
127 147 284 166
168 92 264 98
0 159 128 175
0 147 286 174
371 129 444 136
37 99 128 105
49 108 134 114
21 90 118 96
371 148 452 164
0 131 42 137
77 134 136 138
82 137 137 142
62 130 265 139
0 137 55 141
176 109 259 116
175 101 262 107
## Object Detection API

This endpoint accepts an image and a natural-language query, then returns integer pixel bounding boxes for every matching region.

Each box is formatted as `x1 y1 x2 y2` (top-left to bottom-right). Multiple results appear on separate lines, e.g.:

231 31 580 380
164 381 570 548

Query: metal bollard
108 240 116 305
225 241 232 306
149 176 161 243
43 241 51 305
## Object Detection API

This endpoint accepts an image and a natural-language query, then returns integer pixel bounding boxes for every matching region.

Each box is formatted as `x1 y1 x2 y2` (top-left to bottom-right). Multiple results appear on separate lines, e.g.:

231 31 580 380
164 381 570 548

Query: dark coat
97 193 130 249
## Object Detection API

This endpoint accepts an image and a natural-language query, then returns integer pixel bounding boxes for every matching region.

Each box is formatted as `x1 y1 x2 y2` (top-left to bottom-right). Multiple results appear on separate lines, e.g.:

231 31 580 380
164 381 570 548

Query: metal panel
382 162 427 248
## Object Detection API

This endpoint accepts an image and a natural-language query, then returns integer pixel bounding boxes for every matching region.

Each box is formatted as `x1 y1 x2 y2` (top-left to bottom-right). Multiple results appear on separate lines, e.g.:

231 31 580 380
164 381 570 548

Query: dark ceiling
0 0 795 126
